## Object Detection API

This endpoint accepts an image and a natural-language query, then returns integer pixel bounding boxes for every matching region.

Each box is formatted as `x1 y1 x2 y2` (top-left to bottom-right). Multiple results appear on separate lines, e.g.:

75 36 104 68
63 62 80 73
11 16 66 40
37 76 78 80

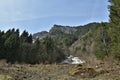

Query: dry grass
0 62 119 80
0 60 8 68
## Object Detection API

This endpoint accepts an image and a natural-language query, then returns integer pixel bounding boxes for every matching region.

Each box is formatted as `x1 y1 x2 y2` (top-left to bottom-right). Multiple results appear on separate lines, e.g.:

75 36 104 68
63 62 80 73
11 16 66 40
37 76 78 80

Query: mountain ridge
33 22 100 40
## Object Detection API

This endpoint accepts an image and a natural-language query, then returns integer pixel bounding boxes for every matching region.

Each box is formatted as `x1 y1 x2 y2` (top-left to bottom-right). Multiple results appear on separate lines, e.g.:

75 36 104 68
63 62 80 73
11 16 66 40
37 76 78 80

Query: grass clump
0 75 14 80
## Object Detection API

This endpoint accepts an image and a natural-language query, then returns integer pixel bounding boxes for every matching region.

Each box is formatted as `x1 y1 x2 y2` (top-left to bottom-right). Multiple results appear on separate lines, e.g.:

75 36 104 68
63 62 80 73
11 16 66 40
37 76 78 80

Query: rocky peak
49 24 78 34
33 31 48 39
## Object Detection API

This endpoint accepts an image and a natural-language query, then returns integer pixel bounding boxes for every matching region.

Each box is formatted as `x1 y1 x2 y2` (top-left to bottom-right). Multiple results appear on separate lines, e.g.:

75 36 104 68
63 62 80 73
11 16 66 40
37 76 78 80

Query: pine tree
34 38 40 49
4 33 20 63
20 30 29 43
0 31 4 59
94 23 110 60
27 34 33 43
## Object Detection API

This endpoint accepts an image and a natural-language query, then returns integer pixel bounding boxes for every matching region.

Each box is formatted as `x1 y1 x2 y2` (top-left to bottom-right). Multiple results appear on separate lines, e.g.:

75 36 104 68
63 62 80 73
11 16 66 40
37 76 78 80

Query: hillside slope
33 23 100 48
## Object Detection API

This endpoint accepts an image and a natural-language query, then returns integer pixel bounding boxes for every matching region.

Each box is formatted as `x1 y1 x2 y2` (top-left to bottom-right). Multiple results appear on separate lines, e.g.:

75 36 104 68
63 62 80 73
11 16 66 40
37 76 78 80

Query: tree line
0 29 65 64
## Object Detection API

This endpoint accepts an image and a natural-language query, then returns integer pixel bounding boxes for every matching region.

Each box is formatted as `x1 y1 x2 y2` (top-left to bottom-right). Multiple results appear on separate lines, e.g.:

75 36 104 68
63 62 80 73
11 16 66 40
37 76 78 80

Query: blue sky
0 0 109 34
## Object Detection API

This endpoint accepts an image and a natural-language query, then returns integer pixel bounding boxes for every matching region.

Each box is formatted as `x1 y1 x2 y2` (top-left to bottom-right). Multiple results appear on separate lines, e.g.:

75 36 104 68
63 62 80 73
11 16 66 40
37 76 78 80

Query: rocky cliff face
33 24 79 40
49 24 78 35
33 31 48 39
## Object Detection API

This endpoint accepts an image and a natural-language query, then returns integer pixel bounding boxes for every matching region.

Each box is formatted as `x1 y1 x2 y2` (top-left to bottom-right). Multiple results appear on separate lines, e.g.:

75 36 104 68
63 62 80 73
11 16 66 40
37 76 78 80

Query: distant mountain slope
32 23 101 61
69 29 94 57
49 24 78 35
33 22 100 40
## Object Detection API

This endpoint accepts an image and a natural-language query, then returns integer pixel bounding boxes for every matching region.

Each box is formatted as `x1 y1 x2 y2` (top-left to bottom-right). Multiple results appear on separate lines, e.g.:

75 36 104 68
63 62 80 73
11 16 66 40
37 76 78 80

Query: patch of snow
71 57 85 64
61 55 85 64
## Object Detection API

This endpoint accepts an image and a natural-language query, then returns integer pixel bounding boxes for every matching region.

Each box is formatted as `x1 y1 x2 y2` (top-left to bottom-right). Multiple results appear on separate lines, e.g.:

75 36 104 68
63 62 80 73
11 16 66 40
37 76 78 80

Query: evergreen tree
0 31 4 59
15 29 20 36
34 38 40 49
20 30 29 43
4 33 20 63
27 34 33 43
94 23 110 60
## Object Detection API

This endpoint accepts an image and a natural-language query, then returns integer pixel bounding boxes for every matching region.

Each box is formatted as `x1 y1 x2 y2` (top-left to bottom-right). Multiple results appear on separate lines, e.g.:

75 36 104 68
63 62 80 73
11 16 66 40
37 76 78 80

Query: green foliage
59 34 77 47
0 29 65 64
48 23 100 49
20 30 31 43
0 29 20 62
93 23 110 60
34 38 40 49
89 0 120 61
75 23 99 36
81 46 87 52
4 34 19 49
27 34 33 43
4 33 20 62
108 0 120 60
0 31 5 59
42 37 66 63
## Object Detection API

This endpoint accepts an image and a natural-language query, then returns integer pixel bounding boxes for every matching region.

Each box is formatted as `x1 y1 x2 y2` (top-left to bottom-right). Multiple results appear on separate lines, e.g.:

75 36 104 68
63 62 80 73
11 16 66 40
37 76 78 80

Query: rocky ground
0 62 120 80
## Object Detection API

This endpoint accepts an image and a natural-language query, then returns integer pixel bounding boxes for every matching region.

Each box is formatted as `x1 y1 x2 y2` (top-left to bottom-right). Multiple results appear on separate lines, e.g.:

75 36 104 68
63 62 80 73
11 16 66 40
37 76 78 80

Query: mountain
33 23 100 58
33 23 100 40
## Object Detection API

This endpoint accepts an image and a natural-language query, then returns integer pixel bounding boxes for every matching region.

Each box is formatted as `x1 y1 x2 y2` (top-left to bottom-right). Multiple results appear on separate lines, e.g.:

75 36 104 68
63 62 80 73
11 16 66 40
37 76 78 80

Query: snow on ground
61 55 85 64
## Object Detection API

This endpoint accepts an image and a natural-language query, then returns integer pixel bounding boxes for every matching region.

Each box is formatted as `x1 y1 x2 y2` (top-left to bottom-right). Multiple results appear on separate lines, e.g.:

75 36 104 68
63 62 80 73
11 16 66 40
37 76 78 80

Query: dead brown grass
0 62 119 80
